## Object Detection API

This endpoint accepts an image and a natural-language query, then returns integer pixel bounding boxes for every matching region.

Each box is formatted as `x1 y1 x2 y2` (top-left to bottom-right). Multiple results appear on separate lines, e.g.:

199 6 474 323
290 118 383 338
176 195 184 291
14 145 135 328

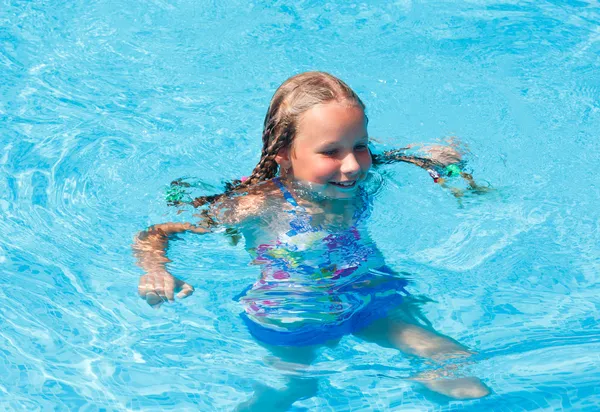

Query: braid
239 128 290 186
190 119 290 207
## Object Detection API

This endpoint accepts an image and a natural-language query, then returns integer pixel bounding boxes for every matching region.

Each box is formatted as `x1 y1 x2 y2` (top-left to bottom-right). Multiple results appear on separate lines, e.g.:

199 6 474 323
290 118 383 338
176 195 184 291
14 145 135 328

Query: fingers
164 275 175 302
148 273 167 307
152 272 167 301
138 274 149 298
175 278 194 299
151 272 176 303
138 274 163 303
145 291 164 308
138 272 193 307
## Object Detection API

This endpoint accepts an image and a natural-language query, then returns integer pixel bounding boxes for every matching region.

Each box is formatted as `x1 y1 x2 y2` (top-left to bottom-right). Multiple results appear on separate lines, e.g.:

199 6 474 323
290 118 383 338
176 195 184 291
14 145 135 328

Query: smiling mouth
330 181 357 189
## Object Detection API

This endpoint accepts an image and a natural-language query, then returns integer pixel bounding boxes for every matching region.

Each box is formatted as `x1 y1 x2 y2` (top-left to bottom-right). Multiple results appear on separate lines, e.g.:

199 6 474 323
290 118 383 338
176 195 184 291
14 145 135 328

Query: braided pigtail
188 71 366 208
243 129 291 186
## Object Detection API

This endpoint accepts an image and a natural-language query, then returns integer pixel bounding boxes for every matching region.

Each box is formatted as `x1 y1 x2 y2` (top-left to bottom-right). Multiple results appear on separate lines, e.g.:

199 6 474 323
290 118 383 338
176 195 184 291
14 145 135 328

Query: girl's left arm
372 144 484 193
372 144 460 169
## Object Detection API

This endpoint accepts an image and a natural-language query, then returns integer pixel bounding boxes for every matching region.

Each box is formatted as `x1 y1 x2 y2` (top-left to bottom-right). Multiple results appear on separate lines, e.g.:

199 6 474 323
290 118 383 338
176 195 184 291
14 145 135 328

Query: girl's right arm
133 222 211 308
133 186 270 308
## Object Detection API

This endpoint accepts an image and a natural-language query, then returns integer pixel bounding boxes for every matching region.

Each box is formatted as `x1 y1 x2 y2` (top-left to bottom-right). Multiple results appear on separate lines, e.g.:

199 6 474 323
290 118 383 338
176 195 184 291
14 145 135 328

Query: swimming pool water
1 0 599 410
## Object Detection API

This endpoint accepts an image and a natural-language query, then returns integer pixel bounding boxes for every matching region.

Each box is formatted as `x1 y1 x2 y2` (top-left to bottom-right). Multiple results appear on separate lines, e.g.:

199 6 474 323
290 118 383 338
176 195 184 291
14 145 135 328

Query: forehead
295 101 367 141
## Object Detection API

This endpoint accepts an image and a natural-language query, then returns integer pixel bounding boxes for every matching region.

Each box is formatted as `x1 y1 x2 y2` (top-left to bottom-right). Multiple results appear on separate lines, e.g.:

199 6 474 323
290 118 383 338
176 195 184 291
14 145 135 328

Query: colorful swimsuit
238 178 409 346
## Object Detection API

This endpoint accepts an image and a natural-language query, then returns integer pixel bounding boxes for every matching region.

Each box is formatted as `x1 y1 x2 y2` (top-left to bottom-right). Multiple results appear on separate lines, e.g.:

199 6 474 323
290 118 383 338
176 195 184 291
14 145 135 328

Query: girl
134 72 490 407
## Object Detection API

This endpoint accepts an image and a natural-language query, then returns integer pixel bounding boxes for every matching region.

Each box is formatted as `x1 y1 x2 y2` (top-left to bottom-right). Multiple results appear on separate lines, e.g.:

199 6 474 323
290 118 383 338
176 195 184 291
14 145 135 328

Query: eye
321 149 338 156
355 144 369 151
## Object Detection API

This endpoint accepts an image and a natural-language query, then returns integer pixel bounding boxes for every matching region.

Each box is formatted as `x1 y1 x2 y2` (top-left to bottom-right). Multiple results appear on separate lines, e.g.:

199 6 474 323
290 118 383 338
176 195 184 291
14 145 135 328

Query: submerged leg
378 319 471 361
356 316 490 400
236 344 321 412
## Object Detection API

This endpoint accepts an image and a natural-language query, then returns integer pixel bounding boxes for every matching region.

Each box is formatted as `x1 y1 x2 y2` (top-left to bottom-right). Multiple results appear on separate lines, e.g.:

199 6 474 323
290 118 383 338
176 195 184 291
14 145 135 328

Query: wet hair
192 71 367 207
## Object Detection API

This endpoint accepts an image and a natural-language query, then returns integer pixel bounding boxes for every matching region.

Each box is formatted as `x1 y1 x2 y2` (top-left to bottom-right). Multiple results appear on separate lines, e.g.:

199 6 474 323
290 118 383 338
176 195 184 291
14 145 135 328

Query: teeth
334 181 355 187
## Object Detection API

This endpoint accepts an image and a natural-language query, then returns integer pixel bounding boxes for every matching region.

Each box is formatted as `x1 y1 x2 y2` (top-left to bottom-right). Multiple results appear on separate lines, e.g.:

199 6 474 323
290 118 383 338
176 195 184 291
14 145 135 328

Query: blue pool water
1 0 599 409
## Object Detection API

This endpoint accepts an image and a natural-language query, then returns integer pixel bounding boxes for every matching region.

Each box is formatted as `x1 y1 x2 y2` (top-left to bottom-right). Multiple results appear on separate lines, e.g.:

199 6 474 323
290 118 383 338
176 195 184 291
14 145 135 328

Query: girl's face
277 101 371 198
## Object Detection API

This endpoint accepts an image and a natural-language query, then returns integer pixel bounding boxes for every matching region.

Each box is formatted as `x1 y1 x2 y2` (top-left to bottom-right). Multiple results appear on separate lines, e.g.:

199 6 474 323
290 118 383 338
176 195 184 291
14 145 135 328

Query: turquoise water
2 0 600 410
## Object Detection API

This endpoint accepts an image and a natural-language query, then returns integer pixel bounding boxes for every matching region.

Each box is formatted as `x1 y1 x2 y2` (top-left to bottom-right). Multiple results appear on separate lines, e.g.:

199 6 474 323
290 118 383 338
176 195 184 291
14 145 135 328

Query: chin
322 185 360 199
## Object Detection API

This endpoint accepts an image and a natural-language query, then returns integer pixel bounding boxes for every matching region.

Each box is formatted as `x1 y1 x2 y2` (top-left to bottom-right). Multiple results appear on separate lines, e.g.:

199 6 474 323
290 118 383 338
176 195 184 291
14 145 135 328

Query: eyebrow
317 136 369 147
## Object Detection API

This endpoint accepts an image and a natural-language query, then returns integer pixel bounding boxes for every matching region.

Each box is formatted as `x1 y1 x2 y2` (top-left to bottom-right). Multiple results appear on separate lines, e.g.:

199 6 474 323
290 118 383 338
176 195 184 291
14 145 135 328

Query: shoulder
208 180 282 225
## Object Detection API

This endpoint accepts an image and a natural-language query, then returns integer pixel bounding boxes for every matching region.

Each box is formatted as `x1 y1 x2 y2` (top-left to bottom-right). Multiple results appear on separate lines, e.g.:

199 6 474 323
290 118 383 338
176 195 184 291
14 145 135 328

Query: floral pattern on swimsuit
239 178 389 332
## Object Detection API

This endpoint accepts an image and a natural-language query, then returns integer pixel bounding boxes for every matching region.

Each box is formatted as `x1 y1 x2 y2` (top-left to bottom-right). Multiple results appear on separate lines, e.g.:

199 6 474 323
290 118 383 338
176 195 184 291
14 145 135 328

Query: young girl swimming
134 71 490 406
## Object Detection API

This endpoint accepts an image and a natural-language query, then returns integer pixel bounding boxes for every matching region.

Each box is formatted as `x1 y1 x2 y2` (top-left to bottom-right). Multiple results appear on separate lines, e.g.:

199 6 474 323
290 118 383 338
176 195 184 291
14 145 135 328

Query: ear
275 147 291 170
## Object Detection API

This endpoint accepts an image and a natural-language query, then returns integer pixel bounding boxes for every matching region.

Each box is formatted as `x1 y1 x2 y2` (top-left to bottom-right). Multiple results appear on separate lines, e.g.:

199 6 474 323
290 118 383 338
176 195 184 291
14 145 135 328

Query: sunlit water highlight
1 0 599 410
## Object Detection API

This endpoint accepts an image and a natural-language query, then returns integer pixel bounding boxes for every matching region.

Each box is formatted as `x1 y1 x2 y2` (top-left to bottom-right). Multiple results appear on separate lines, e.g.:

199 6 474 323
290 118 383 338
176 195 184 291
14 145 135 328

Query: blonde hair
193 71 366 207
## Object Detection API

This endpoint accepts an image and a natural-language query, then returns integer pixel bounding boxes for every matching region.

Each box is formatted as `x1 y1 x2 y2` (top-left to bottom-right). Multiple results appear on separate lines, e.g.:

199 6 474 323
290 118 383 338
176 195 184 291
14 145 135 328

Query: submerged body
232 178 408 345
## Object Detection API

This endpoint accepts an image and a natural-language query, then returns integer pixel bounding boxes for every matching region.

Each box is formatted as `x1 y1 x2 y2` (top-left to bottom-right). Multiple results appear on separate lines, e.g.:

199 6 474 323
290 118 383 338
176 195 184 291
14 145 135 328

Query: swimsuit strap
274 177 370 223
272 177 303 210
273 177 316 235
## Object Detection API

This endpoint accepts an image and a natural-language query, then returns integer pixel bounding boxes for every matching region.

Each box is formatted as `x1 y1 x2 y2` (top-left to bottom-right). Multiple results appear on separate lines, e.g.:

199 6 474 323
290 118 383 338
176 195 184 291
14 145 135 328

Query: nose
340 152 361 177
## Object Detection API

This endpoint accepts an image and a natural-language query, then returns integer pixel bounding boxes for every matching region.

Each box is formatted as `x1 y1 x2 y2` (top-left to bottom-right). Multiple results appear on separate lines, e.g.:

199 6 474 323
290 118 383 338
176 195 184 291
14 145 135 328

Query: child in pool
134 72 490 405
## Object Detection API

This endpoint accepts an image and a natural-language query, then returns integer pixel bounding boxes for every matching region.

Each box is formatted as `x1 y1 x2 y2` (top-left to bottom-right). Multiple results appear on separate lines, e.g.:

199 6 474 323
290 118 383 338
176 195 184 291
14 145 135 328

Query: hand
138 269 194 308
421 144 463 166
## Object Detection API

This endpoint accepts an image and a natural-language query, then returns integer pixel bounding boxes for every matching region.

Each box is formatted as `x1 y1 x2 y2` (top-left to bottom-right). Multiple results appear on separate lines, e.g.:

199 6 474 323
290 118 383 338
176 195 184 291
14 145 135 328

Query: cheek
312 158 339 178
357 151 372 169
291 154 337 182
297 157 339 183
